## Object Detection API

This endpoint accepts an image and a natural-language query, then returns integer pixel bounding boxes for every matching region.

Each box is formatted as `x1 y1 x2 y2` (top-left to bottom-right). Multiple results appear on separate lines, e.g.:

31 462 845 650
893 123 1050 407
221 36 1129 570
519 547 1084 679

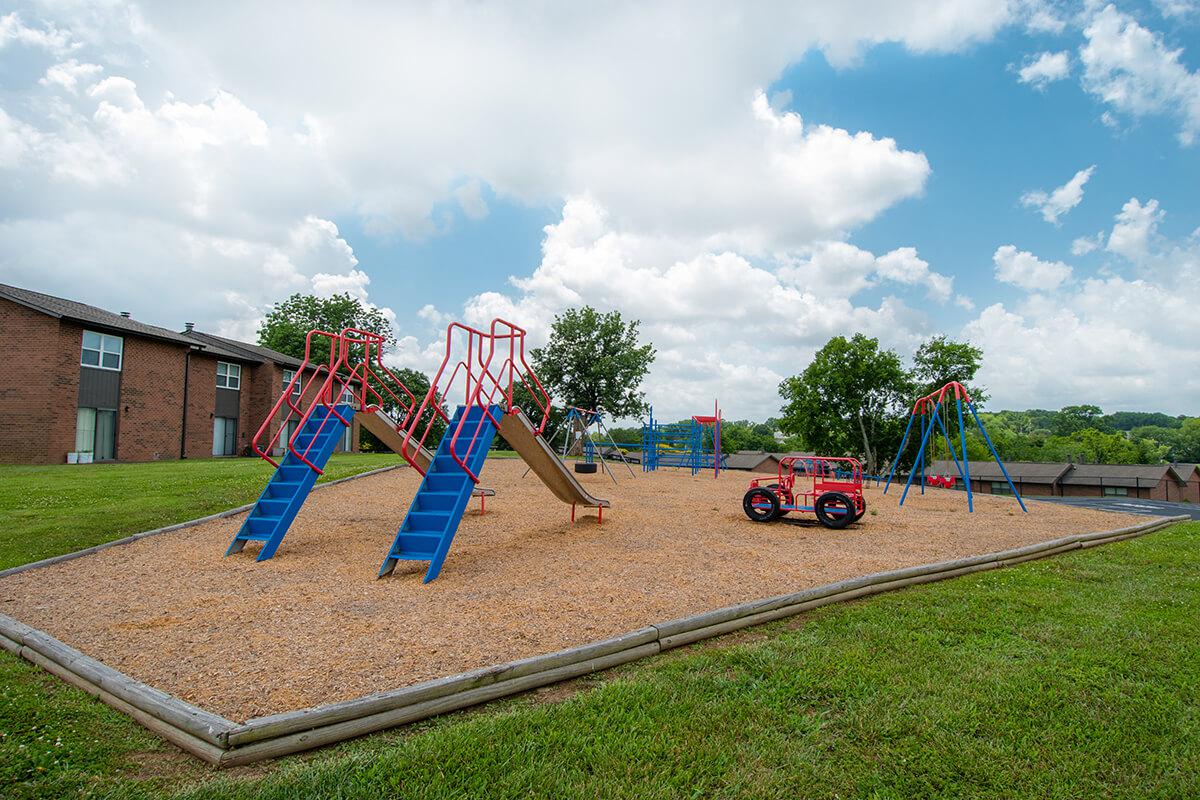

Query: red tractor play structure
742 456 866 529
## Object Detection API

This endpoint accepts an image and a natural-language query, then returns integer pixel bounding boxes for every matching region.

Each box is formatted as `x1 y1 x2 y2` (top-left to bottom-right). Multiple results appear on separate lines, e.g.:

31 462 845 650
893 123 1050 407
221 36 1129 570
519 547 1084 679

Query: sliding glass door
213 417 238 456
75 407 117 460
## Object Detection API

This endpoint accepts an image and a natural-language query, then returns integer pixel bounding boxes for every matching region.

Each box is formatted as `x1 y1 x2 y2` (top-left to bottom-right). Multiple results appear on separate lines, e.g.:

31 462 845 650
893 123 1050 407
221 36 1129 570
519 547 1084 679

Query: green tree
778 334 913 475
1104 411 1184 431
719 420 780 454
911 335 987 404
1053 405 1110 436
258 293 395 363
1043 428 1164 464
529 307 656 419
1171 418 1200 462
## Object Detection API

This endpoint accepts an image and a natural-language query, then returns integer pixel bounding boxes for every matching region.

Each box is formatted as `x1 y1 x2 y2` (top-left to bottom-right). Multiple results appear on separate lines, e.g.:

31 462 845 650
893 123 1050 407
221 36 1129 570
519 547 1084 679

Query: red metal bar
250 329 344 468
250 327 425 475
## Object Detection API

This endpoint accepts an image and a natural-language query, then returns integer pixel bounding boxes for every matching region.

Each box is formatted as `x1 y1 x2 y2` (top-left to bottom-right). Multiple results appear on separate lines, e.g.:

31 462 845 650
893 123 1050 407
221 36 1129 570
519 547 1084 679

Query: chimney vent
119 311 131 318
184 322 194 333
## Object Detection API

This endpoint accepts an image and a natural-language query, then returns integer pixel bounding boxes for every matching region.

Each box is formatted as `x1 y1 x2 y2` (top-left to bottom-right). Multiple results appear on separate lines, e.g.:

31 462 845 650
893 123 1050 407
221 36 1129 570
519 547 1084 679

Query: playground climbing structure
226 328 423 560
641 401 724 477
882 380 1026 513
226 318 610 582
379 319 609 582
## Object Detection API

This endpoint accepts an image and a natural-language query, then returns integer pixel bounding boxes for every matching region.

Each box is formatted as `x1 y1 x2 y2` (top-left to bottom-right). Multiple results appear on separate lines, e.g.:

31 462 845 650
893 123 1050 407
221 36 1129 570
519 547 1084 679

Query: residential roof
1060 462 1189 487
928 460 1072 484
0 283 197 347
724 451 781 471
181 330 304 368
928 460 1192 487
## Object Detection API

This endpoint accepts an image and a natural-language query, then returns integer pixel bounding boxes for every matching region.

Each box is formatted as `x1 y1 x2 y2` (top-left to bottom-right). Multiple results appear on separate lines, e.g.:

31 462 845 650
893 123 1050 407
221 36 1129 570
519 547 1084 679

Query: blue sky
1 2 1199 420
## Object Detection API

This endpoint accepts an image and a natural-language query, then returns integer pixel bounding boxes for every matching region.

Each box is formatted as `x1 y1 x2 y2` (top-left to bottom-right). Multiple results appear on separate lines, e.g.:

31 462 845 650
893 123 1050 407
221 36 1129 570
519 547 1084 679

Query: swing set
533 405 637 483
882 381 1027 512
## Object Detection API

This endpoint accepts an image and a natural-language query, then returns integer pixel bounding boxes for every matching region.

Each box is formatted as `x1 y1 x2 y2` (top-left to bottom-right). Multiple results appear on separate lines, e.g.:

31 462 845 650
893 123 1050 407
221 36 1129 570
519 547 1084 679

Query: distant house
0 282 361 465
723 450 815 473
928 459 1199 502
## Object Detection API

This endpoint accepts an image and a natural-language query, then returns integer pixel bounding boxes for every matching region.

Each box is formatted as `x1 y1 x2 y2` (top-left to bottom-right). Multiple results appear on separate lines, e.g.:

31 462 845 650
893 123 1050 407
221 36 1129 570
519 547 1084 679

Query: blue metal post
967 401 1027 512
883 412 916 495
955 395 973 513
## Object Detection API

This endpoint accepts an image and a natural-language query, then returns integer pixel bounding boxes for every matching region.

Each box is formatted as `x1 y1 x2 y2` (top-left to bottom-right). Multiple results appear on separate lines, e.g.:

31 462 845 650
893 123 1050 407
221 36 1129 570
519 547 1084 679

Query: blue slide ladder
379 404 500 583
226 404 355 561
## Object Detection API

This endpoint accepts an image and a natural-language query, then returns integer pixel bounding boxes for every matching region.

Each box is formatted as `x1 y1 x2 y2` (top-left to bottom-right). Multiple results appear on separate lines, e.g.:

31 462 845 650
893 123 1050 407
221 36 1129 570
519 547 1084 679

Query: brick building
929 459 1200 502
0 283 360 465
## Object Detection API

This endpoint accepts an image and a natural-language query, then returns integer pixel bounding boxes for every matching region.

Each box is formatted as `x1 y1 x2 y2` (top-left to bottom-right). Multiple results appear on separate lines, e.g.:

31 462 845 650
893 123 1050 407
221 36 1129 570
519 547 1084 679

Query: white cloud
1154 0 1198 20
0 107 40 168
0 1 1009 357
453 180 489 220
1107 197 1164 261
1071 231 1105 255
0 212 393 347
1017 51 1071 89
993 244 1073 290
39 59 103 93
410 196 948 420
969 198 1200 413
7 1 1195 419
1080 4 1200 145
0 12 78 54
1019 165 1095 224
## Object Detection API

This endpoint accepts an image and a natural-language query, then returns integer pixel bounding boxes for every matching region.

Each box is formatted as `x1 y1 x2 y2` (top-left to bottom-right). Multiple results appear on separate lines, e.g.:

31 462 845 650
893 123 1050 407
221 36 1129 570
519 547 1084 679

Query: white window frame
81 330 123 371
216 361 242 390
1102 486 1129 497
282 369 302 397
990 481 1014 496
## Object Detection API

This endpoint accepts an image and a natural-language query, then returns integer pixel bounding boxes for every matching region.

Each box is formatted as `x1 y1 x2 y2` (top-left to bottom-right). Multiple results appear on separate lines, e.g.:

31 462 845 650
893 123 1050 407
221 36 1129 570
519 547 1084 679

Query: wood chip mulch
0 459 1143 721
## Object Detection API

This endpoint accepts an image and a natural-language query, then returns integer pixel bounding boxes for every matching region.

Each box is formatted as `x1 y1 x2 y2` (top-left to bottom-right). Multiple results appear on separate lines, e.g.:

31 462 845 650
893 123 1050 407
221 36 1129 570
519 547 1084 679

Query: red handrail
445 318 551 482
401 317 553 484
398 322 491 473
250 327 424 475
251 329 343 468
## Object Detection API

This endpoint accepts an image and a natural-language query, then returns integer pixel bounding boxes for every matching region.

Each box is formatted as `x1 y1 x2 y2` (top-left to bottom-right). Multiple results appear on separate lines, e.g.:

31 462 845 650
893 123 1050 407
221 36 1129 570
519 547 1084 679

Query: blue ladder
226 404 355 561
379 404 500 582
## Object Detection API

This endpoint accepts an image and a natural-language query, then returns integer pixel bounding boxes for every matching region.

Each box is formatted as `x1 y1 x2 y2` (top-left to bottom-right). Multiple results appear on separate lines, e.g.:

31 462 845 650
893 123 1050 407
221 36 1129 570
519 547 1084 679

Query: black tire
815 492 855 529
574 462 598 474
743 487 781 522
853 496 867 522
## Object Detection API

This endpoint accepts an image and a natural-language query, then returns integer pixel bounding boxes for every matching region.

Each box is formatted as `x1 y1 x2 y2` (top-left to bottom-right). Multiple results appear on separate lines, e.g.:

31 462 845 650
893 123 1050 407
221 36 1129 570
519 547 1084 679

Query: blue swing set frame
882 381 1027 513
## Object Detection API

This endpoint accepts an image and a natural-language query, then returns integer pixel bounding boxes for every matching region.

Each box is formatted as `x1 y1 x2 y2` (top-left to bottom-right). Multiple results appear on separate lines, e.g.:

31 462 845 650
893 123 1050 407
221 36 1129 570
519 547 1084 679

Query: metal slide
498 409 610 511
358 409 494 499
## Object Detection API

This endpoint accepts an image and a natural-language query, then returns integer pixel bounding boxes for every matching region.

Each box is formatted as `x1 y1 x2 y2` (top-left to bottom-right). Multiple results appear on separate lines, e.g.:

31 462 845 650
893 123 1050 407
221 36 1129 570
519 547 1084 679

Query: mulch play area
0 459 1141 721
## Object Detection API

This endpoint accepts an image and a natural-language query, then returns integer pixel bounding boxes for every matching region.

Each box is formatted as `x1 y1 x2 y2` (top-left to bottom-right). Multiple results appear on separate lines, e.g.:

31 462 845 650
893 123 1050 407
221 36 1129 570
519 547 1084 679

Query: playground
0 457 1140 722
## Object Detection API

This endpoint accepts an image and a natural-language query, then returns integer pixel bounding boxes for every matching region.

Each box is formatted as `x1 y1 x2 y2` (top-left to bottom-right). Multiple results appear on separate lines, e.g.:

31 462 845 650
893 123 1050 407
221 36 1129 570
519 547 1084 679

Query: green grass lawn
0 459 1196 798
0 454 401 571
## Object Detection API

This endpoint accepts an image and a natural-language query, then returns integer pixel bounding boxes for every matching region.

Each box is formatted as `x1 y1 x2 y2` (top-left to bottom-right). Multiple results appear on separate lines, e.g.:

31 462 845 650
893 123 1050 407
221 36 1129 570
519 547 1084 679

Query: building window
990 481 1014 496
216 362 241 390
81 331 123 371
282 369 302 397
213 417 238 456
1103 486 1129 497
76 407 117 460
